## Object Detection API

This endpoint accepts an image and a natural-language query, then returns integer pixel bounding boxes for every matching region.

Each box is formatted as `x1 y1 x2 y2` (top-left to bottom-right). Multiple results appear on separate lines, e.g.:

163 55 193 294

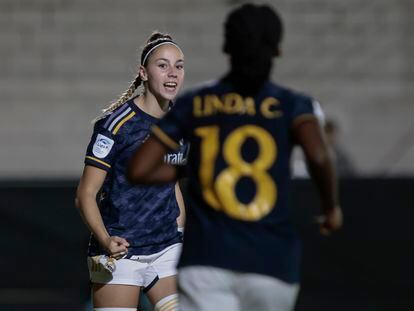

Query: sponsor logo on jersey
164 152 186 165
92 134 114 158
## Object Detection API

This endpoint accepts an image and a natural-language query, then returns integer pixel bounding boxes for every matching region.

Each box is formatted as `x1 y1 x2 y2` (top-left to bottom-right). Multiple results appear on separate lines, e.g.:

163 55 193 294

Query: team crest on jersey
92 134 114 158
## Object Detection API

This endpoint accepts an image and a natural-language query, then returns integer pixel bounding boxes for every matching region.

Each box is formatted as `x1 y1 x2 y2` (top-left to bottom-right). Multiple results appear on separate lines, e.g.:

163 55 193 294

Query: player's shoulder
267 82 313 104
93 100 138 136
268 82 326 125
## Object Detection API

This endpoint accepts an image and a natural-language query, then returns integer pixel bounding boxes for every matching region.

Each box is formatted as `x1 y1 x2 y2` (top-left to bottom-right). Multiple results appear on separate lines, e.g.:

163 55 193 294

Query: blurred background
0 0 413 310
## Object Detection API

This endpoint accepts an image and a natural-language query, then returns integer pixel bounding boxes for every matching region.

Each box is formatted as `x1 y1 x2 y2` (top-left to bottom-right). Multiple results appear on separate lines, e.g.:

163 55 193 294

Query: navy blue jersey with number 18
152 80 318 283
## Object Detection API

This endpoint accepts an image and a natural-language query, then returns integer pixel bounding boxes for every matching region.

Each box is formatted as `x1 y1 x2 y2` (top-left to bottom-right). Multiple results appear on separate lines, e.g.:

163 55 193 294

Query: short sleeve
152 94 192 151
292 97 322 128
84 120 119 172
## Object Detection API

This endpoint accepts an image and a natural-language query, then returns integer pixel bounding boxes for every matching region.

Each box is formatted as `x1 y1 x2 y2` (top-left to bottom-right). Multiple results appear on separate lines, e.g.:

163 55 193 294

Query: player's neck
134 92 169 119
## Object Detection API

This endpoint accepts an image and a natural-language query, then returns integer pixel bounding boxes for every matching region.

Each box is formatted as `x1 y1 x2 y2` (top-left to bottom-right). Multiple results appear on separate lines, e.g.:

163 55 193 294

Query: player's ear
139 65 148 82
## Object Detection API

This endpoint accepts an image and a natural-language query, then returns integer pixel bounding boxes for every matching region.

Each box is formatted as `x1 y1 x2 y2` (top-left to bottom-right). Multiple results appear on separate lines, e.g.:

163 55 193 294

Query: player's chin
161 89 179 100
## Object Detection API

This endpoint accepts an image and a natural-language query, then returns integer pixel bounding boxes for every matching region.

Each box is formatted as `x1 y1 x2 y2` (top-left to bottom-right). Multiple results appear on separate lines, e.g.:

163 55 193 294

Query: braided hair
95 32 174 122
223 4 283 96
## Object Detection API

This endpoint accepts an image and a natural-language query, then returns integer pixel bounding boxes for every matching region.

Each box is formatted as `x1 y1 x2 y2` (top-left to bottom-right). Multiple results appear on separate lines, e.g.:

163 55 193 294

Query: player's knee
154 293 179 311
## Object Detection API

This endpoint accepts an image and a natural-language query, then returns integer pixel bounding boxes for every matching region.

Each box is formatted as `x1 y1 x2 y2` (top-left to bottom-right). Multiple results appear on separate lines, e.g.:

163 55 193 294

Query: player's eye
158 63 168 69
176 64 184 70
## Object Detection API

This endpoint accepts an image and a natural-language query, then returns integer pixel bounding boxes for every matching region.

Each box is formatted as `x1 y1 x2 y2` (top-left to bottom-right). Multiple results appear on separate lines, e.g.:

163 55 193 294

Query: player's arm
129 96 190 184
293 118 343 235
127 136 178 184
175 182 186 231
75 165 129 257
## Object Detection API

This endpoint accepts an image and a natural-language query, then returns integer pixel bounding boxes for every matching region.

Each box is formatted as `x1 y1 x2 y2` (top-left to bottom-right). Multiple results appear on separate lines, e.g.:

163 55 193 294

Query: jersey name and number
195 124 278 222
193 94 283 118
191 94 283 221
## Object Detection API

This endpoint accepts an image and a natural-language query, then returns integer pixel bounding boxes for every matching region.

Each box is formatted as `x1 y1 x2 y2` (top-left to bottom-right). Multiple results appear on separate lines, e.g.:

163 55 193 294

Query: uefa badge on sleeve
92 134 114 158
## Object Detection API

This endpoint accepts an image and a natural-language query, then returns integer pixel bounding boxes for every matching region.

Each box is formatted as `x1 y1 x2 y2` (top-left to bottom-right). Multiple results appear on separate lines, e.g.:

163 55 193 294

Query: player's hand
316 206 343 236
103 236 130 259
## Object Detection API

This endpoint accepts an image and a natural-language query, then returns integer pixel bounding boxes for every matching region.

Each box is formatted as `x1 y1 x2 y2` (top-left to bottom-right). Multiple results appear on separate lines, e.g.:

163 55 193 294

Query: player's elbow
74 185 96 211
74 196 80 210
74 187 84 211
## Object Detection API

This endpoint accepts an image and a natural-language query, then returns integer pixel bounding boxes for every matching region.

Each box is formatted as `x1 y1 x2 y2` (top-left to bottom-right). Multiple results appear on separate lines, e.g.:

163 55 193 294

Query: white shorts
178 266 299 311
87 243 182 290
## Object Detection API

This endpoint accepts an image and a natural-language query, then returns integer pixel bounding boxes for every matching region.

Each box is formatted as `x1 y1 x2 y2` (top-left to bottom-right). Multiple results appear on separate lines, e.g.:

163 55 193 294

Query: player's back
154 79 317 282
188 81 293 220
184 80 314 217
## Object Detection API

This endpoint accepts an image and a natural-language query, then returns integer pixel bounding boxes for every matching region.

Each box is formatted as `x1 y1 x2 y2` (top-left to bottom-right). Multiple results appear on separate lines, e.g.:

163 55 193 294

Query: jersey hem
85 156 111 172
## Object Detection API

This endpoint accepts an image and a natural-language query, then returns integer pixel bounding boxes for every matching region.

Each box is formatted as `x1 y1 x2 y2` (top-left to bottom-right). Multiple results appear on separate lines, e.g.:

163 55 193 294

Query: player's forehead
148 44 184 63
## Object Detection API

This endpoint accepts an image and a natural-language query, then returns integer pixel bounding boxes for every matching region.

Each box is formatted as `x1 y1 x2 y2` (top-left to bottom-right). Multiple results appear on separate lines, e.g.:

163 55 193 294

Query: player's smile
164 81 178 92
142 44 185 103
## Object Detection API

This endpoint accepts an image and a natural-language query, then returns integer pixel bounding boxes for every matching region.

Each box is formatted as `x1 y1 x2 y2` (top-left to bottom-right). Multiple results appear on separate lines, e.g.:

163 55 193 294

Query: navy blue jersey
84 98 187 257
152 80 318 283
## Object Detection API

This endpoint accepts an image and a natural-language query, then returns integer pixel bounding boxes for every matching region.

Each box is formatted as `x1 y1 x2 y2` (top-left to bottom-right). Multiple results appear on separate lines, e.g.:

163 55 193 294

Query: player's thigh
236 274 299 311
88 256 146 308
178 266 239 311
92 283 141 308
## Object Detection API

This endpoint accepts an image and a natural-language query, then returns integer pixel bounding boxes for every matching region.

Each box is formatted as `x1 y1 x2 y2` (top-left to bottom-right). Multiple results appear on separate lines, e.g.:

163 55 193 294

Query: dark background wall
292 178 414 311
0 178 412 310
0 180 89 310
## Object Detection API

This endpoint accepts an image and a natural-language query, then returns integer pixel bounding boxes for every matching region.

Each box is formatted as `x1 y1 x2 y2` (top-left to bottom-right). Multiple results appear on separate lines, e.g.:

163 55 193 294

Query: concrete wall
0 0 413 178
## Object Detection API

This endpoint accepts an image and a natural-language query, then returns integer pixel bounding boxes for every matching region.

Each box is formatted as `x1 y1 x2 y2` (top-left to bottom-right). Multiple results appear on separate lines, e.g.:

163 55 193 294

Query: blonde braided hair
93 75 141 123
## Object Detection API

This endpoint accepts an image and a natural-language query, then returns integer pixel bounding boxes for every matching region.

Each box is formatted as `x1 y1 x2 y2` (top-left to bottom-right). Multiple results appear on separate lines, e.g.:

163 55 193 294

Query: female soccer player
75 32 186 311
128 4 343 311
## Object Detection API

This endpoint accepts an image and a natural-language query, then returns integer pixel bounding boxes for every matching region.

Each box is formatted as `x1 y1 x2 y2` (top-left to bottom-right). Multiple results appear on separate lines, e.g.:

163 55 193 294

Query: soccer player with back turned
128 4 342 311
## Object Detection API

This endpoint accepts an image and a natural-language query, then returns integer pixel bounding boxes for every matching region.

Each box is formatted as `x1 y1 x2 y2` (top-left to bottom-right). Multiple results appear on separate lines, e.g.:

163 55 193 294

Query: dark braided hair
223 4 283 96
95 32 173 121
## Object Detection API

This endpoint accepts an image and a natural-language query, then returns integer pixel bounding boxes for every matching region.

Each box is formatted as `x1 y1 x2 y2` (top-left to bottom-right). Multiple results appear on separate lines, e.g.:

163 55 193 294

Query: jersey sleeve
291 96 323 128
152 94 192 151
84 119 120 172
